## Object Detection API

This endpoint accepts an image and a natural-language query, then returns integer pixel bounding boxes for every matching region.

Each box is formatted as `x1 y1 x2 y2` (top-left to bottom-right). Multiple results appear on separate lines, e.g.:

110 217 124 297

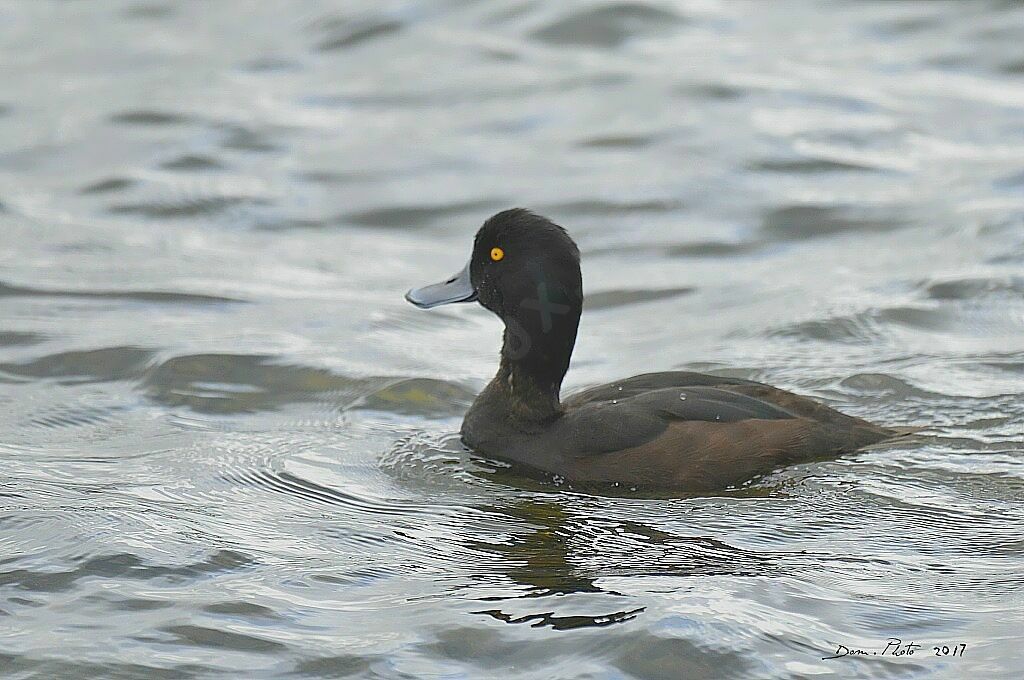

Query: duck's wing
552 389 892 489
564 371 893 437
556 385 796 457
554 379 894 484
708 381 893 436
563 371 762 407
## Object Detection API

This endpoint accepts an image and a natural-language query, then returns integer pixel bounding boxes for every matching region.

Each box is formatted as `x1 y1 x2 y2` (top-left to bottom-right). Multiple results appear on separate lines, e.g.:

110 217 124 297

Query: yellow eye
490 247 504 261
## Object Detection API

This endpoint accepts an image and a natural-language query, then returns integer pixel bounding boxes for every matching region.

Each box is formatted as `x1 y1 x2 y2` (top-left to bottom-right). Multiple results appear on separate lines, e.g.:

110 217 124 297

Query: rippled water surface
2 1 1023 678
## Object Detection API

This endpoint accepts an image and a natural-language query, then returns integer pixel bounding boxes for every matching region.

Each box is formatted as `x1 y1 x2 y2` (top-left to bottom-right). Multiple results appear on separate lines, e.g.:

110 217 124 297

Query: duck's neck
489 306 580 425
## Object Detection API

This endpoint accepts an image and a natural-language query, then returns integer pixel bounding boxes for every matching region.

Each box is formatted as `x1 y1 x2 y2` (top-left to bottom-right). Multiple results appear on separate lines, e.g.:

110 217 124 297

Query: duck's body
407 209 896 491
464 370 892 490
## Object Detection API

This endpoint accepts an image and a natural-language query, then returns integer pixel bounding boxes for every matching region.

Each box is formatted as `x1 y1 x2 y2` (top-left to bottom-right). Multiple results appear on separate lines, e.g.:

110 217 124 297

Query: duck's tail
858 424 927 450
886 425 928 438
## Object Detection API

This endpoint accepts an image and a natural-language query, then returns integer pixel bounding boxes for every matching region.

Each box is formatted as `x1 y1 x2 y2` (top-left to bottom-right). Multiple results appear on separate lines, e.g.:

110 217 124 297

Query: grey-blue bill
405 260 477 309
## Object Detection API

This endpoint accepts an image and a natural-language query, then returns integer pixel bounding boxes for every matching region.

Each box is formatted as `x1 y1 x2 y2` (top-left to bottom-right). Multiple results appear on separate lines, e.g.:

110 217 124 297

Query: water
1 1 1023 678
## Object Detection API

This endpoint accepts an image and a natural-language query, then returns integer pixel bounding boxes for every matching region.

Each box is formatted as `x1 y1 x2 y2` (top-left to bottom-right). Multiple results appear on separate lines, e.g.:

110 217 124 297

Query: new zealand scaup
406 208 896 490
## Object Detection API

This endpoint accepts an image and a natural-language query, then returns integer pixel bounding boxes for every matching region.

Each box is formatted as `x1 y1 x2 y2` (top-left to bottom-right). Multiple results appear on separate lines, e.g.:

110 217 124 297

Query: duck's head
406 208 581 315
406 209 583 394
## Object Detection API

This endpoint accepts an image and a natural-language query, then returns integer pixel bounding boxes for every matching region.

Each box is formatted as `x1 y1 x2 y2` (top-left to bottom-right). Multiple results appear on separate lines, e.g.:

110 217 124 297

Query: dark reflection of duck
407 209 899 491
465 498 774 630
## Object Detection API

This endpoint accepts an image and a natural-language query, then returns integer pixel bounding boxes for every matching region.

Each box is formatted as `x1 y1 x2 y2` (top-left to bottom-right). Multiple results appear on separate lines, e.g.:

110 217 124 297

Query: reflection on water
2 0 1024 678
466 498 783 615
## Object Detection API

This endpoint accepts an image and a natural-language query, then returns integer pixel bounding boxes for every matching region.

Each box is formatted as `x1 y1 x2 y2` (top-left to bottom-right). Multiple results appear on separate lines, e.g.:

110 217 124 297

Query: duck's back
469 371 895 490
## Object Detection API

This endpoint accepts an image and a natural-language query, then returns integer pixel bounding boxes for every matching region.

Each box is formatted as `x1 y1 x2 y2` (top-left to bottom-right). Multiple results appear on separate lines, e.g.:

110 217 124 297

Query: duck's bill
405 261 478 309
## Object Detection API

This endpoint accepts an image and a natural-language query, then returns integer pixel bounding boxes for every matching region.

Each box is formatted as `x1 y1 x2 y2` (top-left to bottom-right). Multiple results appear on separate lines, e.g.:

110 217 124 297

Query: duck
405 208 897 491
